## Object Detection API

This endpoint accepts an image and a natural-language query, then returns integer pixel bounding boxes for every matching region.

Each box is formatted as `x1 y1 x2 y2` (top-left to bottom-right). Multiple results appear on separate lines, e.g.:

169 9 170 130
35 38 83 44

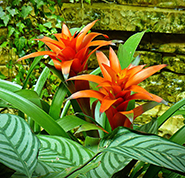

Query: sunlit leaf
117 31 145 69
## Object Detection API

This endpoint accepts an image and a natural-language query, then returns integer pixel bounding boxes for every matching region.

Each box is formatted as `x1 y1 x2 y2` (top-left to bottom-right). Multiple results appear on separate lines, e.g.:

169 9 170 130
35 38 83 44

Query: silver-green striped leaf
102 127 185 173
87 152 131 178
0 114 40 178
36 135 94 176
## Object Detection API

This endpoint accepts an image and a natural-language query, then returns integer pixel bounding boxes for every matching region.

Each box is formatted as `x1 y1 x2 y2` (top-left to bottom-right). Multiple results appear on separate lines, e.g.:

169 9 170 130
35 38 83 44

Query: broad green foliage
0 114 40 178
101 127 185 173
0 0 64 88
0 26 185 178
2 115 185 177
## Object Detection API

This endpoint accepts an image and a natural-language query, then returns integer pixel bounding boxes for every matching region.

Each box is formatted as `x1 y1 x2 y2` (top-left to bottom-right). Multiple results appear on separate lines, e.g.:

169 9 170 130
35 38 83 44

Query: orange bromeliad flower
68 47 167 130
18 20 112 79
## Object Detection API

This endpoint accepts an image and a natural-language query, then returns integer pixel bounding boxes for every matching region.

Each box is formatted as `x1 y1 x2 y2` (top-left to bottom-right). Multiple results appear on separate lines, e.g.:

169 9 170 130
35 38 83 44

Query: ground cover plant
0 19 185 178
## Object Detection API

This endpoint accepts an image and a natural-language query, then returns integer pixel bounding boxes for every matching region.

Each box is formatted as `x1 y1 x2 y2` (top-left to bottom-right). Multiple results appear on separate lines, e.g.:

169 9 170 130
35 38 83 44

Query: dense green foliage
0 1 185 178
0 0 63 91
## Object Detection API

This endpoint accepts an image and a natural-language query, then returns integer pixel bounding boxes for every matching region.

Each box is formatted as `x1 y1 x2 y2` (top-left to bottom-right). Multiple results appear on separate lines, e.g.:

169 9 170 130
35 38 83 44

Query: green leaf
43 22 52 29
15 36 26 53
0 87 69 138
69 27 82 36
12 0 21 6
22 56 43 89
75 123 105 134
38 24 46 33
15 90 42 108
90 67 101 75
8 26 15 37
60 100 71 118
117 31 145 69
87 152 131 177
0 99 11 108
0 79 22 92
16 22 26 33
158 98 185 127
0 114 40 178
1 15 10 26
35 0 45 8
36 135 94 176
0 7 5 18
132 55 141 66
21 6 33 19
6 7 18 17
57 115 89 132
85 136 100 153
45 63 64 81
170 125 185 145
0 41 8 48
129 161 146 178
34 60 52 96
137 117 158 134
101 127 185 174
94 102 112 138
49 82 68 120
84 0 91 4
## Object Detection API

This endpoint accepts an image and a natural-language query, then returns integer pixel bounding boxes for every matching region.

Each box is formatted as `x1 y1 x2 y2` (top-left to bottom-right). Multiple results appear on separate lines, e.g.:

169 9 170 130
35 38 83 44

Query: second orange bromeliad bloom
68 47 167 130
18 20 112 79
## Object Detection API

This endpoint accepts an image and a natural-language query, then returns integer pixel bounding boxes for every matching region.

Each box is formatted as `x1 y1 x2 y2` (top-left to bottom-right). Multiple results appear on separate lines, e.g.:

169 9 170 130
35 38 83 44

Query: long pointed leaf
170 125 185 145
0 79 21 92
117 31 145 69
158 98 185 127
0 87 69 138
49 82 68 120
34 60 53 96
22 56 43 89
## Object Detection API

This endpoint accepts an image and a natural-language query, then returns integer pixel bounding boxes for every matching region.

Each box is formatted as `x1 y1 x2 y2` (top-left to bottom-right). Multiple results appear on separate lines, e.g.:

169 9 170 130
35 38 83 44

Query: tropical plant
0 21 185 178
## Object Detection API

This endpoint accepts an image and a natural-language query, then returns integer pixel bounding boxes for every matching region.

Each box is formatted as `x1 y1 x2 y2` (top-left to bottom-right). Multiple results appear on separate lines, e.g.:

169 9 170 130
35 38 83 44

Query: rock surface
62 3 185 34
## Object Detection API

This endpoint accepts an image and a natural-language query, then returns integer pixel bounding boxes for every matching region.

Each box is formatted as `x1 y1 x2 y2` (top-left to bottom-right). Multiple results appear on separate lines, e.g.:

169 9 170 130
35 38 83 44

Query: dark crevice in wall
92 30 185 43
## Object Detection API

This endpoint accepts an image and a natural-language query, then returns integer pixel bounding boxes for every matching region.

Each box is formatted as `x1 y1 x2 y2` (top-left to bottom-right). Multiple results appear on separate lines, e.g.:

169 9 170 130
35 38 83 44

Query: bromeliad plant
0 21 185 178
68 47 167 129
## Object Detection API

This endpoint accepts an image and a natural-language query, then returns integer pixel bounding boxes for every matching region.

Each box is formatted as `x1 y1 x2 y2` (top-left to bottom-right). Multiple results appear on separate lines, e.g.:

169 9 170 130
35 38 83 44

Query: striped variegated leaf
101 127 185 174
87 152 132 177
0 114 40 178
36 135 94 176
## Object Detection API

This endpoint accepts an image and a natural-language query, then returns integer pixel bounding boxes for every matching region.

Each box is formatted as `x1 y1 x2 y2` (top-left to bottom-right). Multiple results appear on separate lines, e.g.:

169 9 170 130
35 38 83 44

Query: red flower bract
18 20 112 79
68 47 167 130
